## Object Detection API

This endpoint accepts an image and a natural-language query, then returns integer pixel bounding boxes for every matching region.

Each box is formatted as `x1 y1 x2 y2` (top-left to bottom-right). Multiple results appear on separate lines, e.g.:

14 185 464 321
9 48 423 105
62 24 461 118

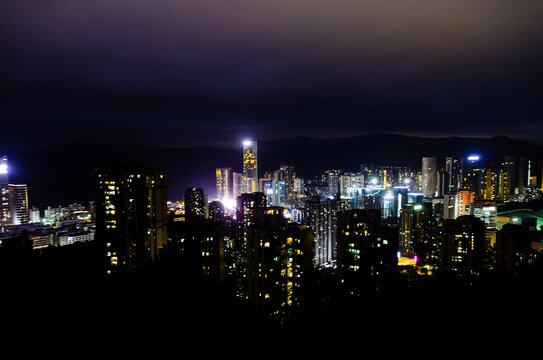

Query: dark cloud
1 0 543 150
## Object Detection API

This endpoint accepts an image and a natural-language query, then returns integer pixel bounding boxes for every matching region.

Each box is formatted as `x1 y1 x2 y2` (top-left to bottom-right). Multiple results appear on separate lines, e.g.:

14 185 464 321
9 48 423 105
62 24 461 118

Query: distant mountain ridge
5 133 542 207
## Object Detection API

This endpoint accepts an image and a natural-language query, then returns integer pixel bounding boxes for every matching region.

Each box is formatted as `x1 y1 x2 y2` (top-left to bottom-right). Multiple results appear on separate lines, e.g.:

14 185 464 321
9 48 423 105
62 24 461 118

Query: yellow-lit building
242 140 258 193
216 167 232 201
483 169 510 201
246 216 314 321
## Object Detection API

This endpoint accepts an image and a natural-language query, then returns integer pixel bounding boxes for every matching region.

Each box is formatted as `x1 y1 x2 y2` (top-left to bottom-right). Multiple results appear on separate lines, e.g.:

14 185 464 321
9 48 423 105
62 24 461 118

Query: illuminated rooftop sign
467 155 480 161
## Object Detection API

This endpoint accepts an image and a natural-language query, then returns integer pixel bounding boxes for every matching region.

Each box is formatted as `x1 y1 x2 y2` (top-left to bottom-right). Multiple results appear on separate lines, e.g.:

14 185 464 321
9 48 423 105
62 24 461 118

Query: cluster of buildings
3 143 542 323
0 155 95 250
90 140 543 323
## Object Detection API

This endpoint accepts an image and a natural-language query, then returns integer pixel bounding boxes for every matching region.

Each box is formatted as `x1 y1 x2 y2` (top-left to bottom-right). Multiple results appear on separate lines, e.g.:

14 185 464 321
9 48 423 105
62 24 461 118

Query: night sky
2 0 543 150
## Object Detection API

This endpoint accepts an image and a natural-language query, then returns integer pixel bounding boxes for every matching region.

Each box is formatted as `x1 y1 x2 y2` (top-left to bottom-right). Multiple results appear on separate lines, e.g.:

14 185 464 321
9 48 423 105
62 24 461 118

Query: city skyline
1 134 543 330
2 132 543 207
1 1 543 332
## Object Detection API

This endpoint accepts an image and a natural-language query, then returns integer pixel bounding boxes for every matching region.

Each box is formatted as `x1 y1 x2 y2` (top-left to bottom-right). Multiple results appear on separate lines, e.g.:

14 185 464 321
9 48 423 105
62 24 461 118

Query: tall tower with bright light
242 140 258 194
0 156 10 226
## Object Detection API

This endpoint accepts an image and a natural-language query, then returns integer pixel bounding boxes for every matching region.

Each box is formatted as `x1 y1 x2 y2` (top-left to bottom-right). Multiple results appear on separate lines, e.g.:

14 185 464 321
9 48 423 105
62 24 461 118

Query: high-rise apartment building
421 157 437 198
208 200 225 223
461 155 485 198
499 171 511 200
399 203 438 266
94 164 168 272
440 215 486 276
304 196 350 266
340 172 365 197
482 169 511 201
184 187 206 222
263 180 286 208
233 191 267 299
246 214 314 320
325 169 342 196
455 190 474 217
443 193 456 219
236 192 267 233
277 164 296 202
502 155 517 193
8 184 29 225
216 167 232 201
336 209 398 297
445 156 461 192
232 172 244 199
242 140 258 194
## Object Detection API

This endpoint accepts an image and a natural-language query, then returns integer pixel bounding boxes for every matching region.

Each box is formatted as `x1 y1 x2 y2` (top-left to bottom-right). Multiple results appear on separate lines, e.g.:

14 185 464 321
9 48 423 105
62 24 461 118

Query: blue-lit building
263 180 286 208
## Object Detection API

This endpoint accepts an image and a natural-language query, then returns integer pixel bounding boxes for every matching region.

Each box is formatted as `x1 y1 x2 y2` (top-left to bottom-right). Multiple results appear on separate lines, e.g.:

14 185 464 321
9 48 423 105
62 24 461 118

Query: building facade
216 167 232 201
246 214 315 321
336 209 398 297
422 157 437 198
8 184 29 226
94 164 168 272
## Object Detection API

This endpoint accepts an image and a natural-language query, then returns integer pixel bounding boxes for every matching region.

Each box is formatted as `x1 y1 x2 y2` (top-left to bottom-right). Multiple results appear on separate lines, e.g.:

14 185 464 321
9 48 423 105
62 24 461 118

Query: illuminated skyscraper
278 164 296 202
8 184 29 225
421 157 437 198
455 190 474 218
0 156 9 226
502 155 517 193
305 196 350 266
445 156 461 192
94 164 168 272
242 140 258 194
462 155 485 198
499 171 511 200
400 202 438 266
216 167 232 201
482 169 510 201
263 180 286 208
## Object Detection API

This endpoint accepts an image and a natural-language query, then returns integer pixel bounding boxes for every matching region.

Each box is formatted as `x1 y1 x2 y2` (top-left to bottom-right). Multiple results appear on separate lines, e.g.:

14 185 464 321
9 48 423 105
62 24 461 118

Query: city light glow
221 197 236 211
0 164 7 174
